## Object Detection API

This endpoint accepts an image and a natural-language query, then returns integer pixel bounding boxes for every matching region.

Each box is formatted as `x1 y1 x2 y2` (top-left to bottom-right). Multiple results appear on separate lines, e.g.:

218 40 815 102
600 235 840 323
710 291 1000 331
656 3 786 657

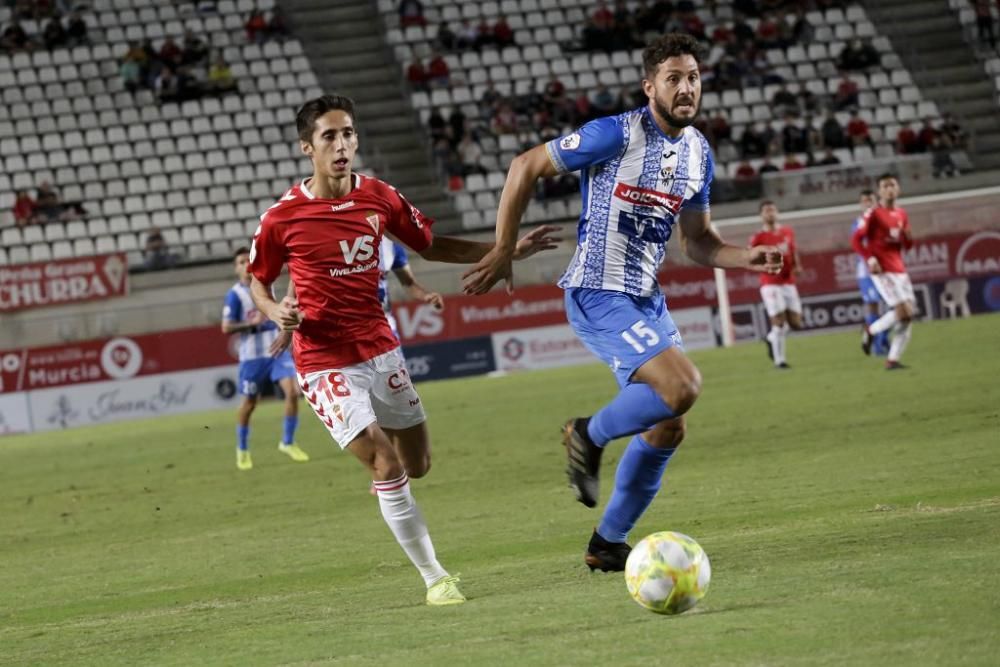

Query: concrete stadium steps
282 0 460 231
863 0 1000 169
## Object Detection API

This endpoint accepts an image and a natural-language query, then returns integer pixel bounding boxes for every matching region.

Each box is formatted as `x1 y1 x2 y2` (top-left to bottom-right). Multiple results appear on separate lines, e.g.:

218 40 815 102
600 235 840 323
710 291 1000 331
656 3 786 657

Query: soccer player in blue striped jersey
463 33 783 572
222 247 309 470
851 189 889 356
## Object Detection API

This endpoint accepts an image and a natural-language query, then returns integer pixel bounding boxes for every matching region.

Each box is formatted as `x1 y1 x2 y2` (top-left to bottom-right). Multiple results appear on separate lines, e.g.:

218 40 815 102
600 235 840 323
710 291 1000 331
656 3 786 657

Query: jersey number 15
621 320 660 353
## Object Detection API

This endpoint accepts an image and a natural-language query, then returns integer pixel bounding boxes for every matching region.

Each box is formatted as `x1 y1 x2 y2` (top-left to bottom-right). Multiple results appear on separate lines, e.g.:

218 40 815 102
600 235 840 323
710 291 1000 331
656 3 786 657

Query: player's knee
659 370 701 415
406 455 431 479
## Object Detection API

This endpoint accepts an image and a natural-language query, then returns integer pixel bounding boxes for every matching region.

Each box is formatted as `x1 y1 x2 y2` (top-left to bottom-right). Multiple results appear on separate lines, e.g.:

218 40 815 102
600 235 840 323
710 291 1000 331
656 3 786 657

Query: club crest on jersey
365 212 380 234
560 133 581 151
613 182 682 214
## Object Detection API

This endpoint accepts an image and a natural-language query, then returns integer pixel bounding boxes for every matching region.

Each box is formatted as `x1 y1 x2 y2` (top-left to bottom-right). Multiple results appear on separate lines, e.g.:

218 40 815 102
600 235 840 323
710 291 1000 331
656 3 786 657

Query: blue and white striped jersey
546 106 714 297
222 282 279 362
377 237 409 314
851 216 870 279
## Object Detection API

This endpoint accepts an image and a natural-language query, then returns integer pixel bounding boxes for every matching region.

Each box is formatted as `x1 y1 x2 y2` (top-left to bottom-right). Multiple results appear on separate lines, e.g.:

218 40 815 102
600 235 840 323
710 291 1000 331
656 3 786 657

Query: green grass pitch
2 315 998 666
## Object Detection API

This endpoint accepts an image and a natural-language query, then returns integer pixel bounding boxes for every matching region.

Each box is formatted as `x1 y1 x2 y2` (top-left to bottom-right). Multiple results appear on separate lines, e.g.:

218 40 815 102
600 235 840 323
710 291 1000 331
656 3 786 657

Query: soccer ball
624 531 711 615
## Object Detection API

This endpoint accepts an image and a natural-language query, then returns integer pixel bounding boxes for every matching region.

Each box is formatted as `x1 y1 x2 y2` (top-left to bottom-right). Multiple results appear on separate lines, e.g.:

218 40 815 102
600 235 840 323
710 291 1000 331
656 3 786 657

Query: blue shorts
565 287 683 388
238 351 296 397
858 276 882 305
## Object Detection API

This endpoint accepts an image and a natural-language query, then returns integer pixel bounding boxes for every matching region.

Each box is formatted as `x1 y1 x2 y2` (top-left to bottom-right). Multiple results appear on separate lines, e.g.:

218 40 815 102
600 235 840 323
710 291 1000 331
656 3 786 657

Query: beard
653 96 700 129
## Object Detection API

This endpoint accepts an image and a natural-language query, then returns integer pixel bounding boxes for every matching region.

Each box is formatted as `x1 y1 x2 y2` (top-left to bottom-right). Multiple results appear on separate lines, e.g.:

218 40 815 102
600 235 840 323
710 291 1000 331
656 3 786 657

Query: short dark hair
642 33 703 78
860 188 874 198
296 94 356 143
877 172 898 186
233 246 249 258
759 199 776 211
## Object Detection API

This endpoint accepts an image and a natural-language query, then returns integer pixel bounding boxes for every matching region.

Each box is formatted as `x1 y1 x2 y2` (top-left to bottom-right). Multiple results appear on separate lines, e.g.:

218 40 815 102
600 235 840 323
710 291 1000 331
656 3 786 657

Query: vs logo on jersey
340 235 376 264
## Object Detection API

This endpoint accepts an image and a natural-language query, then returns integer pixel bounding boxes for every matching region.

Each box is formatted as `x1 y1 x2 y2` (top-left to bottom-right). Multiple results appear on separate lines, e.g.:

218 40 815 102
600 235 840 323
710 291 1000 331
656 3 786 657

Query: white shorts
871 272 915 308
298 347 426 448
760 284 802 317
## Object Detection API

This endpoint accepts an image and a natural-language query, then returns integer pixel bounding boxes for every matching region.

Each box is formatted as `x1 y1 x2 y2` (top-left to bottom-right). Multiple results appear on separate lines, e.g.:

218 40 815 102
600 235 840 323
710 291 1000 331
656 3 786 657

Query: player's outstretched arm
462 144 560 294
250 277 302 331
679 209 783 273
393 265 444 310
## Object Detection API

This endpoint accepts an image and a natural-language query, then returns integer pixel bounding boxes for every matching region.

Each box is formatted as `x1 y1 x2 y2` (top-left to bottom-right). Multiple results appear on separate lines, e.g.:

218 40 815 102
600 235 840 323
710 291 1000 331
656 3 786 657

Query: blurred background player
221 247 308 471
852 174 915 370
379 236 444 339
851 189 889 356
461 34 783 572
248 95 557 605
750 200 804 369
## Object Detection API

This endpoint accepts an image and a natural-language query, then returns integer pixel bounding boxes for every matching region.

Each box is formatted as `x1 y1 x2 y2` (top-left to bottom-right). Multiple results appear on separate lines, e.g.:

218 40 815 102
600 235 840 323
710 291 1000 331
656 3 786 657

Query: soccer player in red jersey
851 173 915 370
750 200 803 369
247 95 557 605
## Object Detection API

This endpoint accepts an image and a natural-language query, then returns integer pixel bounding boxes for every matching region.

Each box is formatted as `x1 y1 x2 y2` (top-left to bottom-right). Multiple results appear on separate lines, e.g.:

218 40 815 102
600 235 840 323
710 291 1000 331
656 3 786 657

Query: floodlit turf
2 315 998 666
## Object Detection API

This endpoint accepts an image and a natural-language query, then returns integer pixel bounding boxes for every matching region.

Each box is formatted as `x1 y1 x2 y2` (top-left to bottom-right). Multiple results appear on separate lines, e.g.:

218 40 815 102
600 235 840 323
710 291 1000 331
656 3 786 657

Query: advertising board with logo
400 336 496 382
491 324 594 373
0 253 129 313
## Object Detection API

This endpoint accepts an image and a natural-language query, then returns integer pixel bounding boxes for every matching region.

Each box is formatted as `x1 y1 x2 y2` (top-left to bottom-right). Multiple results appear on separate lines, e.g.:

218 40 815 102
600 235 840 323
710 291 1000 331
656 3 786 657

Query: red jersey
750 224 797 285
851 205 912 274
248 174 433 373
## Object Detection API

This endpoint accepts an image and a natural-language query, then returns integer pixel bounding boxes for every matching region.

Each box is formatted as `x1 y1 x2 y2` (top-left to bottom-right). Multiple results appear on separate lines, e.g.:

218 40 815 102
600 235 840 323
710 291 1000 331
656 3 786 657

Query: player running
247 94 558 604
461 34 782 572
750 200 804 369
852 174 915 370
221 247 308 471
850 189 888 356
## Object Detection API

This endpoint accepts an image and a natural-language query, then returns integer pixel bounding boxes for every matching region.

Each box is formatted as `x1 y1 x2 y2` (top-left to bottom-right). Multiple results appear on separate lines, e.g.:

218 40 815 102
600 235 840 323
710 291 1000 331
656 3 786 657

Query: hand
461 245 515 295
793 266 803 277
747 245 784 274
512 224 562 260
867 256 883 274
423 291 444 310
273 296 304 331
269 330 292 357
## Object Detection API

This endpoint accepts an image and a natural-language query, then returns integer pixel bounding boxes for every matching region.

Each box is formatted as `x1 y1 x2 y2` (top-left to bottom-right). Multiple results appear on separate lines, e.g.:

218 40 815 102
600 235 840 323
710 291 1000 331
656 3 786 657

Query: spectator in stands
245 9 268 43
782 154 804 171
590 83 618 117
143 227 177 270
838 39 879 71
740 124 769 158
797 83 819 115
428 108 447 141
434 21 455 51
267 8 289 41
66 10 88 46
13 190 35 227
1 19 30 53
759 156 779 174
733 0 759 17
155 66 181 103
455 20 478 50
398 0 426 28
42 13 66 50
138 38 159 84
480 80 503 118
846 110 874 149
406 57 428 91
207 54 237 94
159 36 182 68
973 0 996 50
448 106 466 142
734 160 756 182
772 85 798 116
709 111 732 144
821 110 846 148
896 123 921 154
491 102 517 134
931 133 959 177
593 0 614 29
816 148 840 166
790 7 813 43
175 65 203 102
781 117 808 154
494 15 515 48
121 52 143 95
457 134 485 176
833 73 859 110
33 181 70 223
473 18 494 49
755 11 782 49
941 113 968 148
917 117 938 150
426 51 450 88
181 29 208 66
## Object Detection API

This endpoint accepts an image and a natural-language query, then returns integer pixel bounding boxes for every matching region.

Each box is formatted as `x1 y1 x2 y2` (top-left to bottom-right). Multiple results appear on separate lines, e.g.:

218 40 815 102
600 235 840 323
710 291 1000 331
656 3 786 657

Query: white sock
373 474 449 587
888 321 912 362
767 326 783 365
869 310 898 335
776 323 790 365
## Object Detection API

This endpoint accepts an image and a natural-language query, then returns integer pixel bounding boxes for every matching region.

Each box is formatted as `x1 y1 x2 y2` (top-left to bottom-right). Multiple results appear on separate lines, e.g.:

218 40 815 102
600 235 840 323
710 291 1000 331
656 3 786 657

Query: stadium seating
377 0 944 230
0 0 328 266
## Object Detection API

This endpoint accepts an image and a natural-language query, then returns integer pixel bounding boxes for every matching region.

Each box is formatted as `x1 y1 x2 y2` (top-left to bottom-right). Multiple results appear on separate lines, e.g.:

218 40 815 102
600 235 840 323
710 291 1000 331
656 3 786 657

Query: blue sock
236 425 249 451
597 436 677 543
865 312 889 354
282 416 298 445
587 383 675 447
